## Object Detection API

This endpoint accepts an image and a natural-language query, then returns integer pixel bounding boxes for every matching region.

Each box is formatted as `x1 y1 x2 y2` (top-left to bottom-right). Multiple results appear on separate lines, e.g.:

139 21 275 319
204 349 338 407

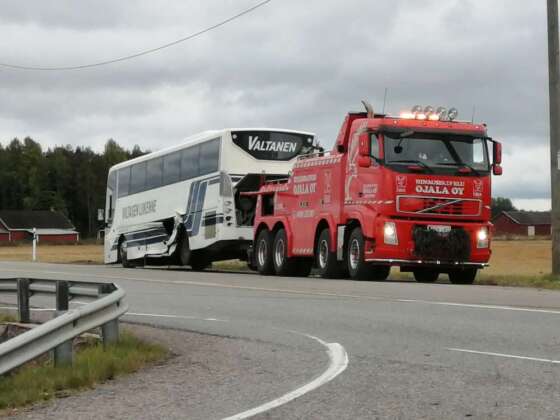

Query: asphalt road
1 261 560 419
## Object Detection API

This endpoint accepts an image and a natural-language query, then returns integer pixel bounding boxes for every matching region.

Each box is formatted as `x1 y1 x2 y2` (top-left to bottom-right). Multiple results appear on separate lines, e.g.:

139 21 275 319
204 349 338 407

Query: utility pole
548 0 560 275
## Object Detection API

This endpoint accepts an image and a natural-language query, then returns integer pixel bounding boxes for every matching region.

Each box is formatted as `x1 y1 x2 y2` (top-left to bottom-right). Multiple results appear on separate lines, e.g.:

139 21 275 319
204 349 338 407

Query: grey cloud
0 0 552 204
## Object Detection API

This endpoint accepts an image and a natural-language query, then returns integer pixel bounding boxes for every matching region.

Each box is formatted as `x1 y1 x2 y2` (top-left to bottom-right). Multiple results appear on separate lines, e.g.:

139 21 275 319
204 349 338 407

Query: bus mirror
493 164 503 176
359 134 370 157
493 141 502 165
97 209 105 222
358 156 371 168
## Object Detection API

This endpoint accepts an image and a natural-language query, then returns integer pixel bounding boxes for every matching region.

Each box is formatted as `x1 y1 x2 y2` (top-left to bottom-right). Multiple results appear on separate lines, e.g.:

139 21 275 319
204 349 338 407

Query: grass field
0 244 103 264
0 240 556 288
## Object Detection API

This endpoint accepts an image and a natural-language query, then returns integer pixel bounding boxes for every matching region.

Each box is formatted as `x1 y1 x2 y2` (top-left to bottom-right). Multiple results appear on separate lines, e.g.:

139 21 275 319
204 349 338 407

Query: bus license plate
428 225 451 235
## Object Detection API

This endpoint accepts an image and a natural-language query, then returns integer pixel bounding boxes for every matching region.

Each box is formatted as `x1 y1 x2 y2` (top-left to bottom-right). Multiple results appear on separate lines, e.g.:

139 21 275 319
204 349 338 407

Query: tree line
0 137 146 237
0 136 522 237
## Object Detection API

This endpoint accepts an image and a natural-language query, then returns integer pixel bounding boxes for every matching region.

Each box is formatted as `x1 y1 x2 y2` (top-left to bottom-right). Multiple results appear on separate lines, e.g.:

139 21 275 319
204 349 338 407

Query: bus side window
106 171 116 224
130 162 147 194
118 167 130 198
199 138 220 175
163 152 181 185
146 157 163 190
181 146 200 180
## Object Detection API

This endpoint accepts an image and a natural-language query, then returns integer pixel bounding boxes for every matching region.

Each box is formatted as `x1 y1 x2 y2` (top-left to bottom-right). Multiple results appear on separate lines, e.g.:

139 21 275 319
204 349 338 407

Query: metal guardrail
0 278 128 375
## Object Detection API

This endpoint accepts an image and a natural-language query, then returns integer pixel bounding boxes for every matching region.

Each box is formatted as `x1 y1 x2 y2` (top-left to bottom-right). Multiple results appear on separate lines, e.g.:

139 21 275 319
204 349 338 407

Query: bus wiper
391 159 433 172
437 162 481 176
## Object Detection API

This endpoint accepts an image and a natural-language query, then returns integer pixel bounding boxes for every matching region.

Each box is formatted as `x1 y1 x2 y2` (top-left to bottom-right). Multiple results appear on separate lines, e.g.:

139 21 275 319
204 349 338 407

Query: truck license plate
428 225 451 234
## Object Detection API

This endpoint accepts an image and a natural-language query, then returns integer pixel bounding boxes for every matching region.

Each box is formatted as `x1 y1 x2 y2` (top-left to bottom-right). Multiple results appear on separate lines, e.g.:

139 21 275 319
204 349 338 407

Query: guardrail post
16 278 30 323
54 281 72 367
102 319 119 347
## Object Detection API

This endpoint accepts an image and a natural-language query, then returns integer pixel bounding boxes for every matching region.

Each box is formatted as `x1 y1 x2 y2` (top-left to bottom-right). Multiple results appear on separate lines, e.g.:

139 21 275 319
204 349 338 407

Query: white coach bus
104 128 318 268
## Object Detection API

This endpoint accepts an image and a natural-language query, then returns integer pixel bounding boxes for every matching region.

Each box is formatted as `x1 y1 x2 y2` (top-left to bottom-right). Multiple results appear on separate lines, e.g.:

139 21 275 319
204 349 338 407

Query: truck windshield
382 133 490 173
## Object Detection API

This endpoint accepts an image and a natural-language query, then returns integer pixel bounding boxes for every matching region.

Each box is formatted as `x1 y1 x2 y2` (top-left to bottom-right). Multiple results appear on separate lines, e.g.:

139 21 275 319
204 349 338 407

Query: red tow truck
247 102 503 284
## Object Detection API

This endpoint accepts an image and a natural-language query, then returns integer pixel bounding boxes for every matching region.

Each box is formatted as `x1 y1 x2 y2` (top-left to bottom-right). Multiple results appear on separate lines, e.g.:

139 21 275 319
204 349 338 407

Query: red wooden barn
0 210 79 243
492 211 551 237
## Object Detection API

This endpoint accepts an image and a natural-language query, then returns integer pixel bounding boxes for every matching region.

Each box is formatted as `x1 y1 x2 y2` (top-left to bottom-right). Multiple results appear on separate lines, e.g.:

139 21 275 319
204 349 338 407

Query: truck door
345 132 382 204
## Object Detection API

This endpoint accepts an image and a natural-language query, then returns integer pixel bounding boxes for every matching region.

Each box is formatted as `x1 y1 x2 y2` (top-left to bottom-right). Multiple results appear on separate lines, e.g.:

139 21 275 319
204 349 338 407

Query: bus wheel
347 227 371 280
178 233 191 266
413 269 439 283
316 228 346 279
120 241 134 269
255 229 274 275
449 268 477 285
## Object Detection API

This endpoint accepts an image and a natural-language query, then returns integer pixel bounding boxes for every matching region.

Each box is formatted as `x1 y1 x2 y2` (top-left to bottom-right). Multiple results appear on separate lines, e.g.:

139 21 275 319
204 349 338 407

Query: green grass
476 273 560 289
0 331 167 411
0 313 15 323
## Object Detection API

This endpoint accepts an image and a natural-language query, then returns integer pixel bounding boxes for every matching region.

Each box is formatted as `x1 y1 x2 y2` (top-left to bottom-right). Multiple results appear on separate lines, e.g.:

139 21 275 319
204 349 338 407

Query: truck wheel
272 228 299 276
255 229 274 275
347 227 372 280
413 269 439 283
316 228 346 279
449 268 477 285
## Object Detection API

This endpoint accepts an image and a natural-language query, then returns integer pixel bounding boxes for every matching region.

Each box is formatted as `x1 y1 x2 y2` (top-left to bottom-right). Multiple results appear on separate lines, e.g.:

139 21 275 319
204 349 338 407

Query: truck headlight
384 222 398 245
477 227 489 248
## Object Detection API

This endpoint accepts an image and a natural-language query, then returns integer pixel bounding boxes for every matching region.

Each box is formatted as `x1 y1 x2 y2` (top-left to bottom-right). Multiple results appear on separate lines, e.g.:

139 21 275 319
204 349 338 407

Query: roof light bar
399 105 459 121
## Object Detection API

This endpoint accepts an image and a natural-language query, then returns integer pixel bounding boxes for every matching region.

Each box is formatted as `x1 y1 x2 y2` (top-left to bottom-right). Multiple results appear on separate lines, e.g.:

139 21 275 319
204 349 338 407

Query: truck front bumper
364 218 491 269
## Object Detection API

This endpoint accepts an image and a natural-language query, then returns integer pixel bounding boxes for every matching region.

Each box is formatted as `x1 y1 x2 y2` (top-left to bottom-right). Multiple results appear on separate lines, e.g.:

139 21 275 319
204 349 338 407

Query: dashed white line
447 348 560 364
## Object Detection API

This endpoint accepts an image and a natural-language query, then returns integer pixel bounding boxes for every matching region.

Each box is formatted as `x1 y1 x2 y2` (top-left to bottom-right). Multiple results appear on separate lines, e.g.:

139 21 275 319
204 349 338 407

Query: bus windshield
382 133 490 173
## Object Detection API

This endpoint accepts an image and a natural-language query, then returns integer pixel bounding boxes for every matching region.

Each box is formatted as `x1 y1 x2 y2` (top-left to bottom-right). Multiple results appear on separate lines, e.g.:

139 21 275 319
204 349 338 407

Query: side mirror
359 134 370 157
97 209 105 222
493 164 503 176
358 156 371 168
493 141 502 165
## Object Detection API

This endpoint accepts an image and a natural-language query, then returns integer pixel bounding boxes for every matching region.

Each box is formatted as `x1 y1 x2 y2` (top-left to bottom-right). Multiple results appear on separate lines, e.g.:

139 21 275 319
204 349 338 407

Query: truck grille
412 226 471 262
397 196 481 216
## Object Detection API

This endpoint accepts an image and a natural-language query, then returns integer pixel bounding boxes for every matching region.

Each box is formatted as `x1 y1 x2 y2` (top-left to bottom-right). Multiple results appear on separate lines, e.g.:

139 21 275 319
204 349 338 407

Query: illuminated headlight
384 222 398 245
477 227 489 248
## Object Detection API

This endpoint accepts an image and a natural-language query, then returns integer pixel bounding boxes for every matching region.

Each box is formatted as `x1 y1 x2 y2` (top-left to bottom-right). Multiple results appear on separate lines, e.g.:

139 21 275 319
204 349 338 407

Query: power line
0 0 272 71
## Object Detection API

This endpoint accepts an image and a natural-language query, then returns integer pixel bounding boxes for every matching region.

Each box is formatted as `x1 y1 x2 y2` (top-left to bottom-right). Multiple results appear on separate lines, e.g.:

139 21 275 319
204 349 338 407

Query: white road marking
3 267 560 316
396 299 560 315
222 332 348 420
125 312 229 323
448 347 560 364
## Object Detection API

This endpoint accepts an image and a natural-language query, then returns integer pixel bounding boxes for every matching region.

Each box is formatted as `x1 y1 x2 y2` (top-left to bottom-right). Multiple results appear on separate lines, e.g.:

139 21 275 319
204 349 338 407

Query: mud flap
337 225 346 261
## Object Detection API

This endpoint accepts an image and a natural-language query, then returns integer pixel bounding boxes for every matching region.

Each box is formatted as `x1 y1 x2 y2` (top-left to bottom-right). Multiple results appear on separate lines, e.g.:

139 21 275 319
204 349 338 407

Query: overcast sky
0 0 551 210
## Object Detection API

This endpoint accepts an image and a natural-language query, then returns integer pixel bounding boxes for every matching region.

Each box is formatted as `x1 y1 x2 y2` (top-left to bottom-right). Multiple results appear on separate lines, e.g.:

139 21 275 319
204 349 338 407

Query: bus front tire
120 242 135 269
449 268 477 285
255 229 274 275
178 234 191 266
316 228 346 279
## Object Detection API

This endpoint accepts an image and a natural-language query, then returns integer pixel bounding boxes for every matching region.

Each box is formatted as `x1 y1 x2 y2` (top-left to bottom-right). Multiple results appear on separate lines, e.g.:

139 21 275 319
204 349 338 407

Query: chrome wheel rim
274 238 285 268
257 239 267 267
349 238 360 270
318 239 328 269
